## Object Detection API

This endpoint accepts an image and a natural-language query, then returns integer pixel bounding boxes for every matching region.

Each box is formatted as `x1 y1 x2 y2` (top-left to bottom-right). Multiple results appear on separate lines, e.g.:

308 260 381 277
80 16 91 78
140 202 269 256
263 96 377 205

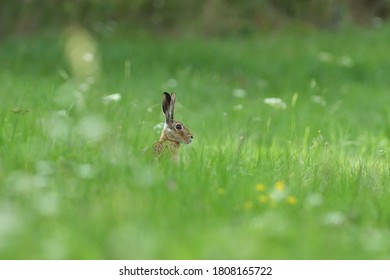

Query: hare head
159 92 193 145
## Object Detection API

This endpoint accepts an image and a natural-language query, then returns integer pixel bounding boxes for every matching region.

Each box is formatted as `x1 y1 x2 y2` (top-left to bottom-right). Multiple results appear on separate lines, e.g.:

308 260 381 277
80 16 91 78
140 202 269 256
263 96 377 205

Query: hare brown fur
153 92 193 162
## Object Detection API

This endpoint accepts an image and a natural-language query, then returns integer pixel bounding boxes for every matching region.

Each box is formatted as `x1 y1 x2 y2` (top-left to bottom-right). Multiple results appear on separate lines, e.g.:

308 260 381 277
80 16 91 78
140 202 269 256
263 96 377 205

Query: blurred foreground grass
0 26 390 259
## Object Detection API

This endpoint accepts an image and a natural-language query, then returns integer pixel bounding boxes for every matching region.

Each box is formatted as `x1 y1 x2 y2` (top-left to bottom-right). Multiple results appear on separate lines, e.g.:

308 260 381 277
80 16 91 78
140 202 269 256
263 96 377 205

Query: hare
152 92 193 162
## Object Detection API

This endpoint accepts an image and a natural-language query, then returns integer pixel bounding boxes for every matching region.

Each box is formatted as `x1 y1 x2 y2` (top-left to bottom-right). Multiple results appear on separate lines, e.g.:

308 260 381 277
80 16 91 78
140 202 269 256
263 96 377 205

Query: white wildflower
153 123 164 133
55 110 68 117
45 114 71 140
323 211 346 226
36 161 54 177
232 88 247 98
264 97 287 110
77 164 96 179
5 171 48 190
304 193 323 208
269 189 287 202
338 56 353 67
311 95 326 106
35 194 59 216
102 93 122 104
76 115 108 142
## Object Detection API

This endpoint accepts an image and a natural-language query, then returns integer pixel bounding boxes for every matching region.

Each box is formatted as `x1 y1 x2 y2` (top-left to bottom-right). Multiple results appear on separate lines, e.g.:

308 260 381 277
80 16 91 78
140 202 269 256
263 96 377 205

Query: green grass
1 25 390 259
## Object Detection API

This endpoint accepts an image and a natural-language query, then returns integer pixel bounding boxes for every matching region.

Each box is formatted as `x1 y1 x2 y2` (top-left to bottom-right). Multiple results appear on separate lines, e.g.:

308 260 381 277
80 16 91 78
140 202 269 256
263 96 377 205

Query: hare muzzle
186 135 193 144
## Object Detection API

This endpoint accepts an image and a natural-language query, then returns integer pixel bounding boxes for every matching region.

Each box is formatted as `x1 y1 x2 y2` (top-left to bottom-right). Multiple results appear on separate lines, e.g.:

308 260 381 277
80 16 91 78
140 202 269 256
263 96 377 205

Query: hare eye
175 124 182 130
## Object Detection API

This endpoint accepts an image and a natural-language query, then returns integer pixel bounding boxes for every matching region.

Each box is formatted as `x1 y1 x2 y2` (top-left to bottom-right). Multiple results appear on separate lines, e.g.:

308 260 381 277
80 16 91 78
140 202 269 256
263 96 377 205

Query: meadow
0 25 389 259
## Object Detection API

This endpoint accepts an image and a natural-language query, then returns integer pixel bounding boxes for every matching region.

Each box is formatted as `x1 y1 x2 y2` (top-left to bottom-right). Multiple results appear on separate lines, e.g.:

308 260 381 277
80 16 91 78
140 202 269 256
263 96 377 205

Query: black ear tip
163 92 172 102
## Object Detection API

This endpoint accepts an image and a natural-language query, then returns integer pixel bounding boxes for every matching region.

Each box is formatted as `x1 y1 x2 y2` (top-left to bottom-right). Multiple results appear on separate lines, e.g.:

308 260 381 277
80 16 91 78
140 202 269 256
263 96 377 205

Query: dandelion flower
255 184 266 192
217 188 226 195
286 196 297 205
244 201 253 209
275 181 285 191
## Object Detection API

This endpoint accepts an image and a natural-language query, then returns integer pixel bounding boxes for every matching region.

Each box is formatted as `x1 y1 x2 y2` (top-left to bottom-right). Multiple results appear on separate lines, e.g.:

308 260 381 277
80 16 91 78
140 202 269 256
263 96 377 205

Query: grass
0 25 390 259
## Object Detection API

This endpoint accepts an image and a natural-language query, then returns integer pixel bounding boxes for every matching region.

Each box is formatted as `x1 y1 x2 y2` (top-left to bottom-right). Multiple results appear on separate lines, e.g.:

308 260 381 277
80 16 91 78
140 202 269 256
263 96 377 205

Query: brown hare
151 92 193 162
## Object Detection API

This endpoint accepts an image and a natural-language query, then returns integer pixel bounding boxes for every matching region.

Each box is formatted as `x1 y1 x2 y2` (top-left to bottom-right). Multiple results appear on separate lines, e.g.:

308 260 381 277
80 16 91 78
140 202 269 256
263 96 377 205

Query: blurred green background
1 1 390 260
1 0 390 36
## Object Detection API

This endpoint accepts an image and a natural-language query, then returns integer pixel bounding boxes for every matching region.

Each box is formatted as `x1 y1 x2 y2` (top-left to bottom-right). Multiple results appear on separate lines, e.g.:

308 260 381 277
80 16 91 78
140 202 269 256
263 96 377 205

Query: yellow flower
255 184 266 192
243 201 253 209
258 195 269 203
286 196 297 205
217 188 226 195
275 180 285 191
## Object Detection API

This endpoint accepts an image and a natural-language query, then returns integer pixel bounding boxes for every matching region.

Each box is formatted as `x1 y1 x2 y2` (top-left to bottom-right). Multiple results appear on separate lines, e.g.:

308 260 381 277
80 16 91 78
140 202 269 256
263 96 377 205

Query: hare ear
162 92 174 124
170 93 176 118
